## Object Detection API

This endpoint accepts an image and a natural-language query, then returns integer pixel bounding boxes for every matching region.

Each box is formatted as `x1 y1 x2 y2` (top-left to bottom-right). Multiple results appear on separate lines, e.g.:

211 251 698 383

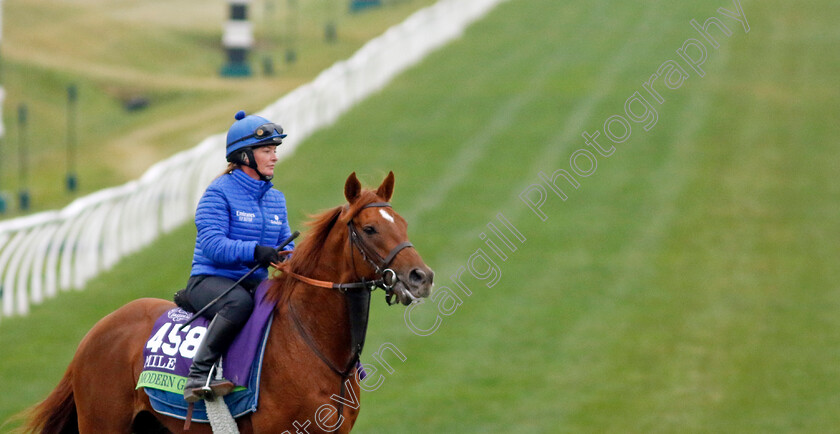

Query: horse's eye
363 226 377 235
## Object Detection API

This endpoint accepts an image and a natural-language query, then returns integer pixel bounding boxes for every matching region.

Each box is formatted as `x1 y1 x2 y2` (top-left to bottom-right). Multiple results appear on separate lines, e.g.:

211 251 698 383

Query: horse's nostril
409 268 426 284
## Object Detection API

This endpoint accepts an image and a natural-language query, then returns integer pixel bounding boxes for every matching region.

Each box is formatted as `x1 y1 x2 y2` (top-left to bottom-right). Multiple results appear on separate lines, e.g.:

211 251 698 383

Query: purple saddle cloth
136 280 276 421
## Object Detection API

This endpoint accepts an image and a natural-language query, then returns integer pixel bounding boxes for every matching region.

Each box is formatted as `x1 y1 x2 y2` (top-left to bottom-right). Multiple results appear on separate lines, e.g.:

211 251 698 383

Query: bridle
279 201 414 304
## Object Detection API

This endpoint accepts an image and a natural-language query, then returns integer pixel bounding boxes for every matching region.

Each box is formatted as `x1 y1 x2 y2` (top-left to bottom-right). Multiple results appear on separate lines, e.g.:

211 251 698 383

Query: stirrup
184 385 212 403
184 360 234 403
207 357 235 398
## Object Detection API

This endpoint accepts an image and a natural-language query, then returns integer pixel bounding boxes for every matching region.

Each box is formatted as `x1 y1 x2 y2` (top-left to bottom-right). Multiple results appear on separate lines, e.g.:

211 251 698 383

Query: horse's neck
271 229 370 373
281 279 354 370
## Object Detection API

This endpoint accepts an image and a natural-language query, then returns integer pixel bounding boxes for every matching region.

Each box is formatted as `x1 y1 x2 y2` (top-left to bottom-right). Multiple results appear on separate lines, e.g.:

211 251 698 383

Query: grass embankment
0 0 436 216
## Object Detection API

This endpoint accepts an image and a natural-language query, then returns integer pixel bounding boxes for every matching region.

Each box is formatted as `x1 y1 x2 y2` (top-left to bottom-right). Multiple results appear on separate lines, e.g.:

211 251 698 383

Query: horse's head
338 171 434 305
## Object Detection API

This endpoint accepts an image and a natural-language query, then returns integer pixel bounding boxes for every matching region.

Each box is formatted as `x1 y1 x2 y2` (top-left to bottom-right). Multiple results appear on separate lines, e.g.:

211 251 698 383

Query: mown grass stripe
422 0 667 267
402 53 568 226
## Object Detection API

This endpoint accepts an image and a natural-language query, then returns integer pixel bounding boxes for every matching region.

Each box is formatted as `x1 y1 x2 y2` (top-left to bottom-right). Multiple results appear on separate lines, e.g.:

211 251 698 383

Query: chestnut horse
24 172 434 433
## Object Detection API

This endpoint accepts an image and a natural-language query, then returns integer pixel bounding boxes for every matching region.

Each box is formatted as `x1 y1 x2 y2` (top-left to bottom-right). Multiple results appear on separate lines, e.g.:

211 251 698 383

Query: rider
182 110 295 402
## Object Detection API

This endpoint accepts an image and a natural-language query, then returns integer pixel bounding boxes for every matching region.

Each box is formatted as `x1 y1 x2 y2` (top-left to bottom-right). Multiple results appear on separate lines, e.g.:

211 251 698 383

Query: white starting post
221 0 254 77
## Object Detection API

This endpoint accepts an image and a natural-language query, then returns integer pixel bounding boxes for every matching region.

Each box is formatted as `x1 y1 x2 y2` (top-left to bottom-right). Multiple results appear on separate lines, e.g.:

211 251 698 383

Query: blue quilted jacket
190 169 295 282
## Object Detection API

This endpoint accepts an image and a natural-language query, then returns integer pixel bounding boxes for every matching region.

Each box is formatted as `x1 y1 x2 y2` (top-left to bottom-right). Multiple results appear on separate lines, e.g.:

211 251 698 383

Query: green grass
3 0 840 431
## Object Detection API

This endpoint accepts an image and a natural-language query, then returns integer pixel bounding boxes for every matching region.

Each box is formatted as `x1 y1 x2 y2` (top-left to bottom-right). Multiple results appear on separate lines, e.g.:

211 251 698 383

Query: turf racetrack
2 0 839 431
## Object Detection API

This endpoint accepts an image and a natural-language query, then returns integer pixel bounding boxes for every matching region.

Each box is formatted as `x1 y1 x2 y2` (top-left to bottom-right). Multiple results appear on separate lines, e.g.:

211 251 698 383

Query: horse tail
20 364 78 434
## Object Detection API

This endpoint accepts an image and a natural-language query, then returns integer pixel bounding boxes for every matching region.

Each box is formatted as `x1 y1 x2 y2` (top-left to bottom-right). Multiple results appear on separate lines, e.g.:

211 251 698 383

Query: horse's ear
376 171 395 202
345 172 362 203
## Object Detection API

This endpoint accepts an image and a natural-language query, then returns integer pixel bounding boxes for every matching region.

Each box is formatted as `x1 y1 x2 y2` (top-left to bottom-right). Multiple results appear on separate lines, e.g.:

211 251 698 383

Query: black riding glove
254 245 280 267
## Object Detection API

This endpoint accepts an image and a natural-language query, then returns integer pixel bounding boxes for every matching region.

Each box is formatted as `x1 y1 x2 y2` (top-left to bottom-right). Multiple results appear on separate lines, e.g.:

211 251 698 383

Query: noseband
280 201 414 304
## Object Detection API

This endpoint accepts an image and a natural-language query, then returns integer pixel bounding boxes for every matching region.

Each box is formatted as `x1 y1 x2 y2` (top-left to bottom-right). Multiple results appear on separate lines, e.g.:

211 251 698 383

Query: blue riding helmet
225 110 287 159
225 110 287 181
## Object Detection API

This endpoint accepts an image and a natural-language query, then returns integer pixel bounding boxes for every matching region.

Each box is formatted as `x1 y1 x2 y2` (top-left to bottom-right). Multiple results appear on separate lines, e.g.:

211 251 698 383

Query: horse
22 171 434 433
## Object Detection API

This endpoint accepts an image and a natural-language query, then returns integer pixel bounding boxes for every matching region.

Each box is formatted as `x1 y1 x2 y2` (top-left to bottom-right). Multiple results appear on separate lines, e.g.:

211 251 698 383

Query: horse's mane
267 190 382 304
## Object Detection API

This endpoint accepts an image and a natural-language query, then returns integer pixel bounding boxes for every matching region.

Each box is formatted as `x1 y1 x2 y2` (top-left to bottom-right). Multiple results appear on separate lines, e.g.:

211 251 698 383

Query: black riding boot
183 315 240 403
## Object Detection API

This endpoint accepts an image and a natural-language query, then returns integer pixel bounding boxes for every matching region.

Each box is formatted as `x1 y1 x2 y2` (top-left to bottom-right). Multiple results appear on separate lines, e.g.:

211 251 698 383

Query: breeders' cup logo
167 309 192 322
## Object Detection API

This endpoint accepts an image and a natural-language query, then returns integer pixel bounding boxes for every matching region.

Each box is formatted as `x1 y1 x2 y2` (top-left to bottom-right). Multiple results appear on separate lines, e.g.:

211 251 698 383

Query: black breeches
185 275 256 325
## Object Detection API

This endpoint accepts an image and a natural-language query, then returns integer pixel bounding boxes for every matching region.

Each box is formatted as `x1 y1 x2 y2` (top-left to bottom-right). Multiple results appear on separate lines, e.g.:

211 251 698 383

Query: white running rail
0 0 507 322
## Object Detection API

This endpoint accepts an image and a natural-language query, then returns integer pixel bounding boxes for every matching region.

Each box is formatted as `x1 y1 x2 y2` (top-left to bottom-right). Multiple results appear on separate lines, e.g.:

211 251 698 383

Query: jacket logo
236 210 256 222
269 215 283 226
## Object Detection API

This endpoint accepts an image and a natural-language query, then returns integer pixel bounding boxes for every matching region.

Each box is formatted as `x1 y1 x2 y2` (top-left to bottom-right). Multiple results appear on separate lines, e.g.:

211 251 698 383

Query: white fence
0 0 506 322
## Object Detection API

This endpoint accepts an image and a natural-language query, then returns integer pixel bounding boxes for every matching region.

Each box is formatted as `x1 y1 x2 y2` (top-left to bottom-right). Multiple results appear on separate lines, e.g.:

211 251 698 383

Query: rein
278 201 414 417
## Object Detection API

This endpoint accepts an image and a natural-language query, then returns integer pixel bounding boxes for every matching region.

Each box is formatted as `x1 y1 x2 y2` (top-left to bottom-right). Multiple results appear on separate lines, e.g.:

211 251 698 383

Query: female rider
182 110 295 402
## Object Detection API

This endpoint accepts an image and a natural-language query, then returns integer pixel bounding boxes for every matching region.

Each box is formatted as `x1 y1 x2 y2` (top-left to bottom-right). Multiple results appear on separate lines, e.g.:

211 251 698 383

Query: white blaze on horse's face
379 208 395 224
